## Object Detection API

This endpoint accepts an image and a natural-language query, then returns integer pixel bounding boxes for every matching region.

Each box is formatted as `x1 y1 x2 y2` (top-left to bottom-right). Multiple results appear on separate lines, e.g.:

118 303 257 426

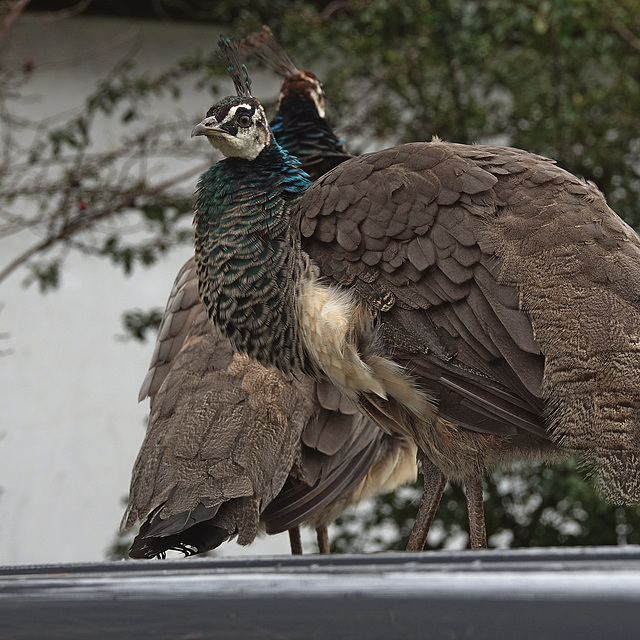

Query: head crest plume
238 26 299 77
218 36 252 98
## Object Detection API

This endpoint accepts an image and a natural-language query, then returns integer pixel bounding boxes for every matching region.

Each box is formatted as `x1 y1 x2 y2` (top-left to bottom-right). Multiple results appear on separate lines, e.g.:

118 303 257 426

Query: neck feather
194 143 310 372
194 140 435 441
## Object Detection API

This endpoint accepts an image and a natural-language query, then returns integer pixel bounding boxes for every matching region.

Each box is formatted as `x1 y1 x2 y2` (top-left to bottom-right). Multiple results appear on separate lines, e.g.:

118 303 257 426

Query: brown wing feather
299 140 546 440
125 260 417 556
138 257 201 403
298 138 640 502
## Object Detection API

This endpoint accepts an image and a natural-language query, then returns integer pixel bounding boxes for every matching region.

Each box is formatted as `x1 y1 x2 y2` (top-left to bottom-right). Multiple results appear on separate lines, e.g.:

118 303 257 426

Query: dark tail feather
262 439 379 533
129 503 229 559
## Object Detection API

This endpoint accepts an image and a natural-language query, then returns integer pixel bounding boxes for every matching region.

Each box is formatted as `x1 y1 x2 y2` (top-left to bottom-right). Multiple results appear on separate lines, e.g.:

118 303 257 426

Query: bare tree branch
0 33 221 290
0 158 211 285
611 20 640 53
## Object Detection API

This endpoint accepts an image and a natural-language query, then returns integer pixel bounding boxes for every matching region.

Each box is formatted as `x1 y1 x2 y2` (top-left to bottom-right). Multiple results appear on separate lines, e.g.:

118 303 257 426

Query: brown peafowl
123 260 416 557
239 25 352 180
189 37 640 550
123 33 416 558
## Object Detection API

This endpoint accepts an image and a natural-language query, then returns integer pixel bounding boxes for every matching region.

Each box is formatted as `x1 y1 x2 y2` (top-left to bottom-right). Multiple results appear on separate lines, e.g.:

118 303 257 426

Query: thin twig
611 20 640 53
0 235 56 284
0 160 209 285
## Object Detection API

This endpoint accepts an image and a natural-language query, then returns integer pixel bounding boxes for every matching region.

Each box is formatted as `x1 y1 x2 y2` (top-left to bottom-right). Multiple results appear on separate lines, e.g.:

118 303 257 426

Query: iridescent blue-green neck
194 141 312 373
271 102 350 182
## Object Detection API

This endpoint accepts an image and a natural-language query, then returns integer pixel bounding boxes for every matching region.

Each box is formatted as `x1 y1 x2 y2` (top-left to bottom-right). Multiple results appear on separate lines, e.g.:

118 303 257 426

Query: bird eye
236 113 252 128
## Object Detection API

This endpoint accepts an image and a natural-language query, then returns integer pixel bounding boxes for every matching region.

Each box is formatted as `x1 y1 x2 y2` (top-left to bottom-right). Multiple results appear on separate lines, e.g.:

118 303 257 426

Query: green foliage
332 459 640 552
0 47 216 289
22 260 61 293
234 0 640 227
106 526 135 562
7 0 638 290
121 308 163 342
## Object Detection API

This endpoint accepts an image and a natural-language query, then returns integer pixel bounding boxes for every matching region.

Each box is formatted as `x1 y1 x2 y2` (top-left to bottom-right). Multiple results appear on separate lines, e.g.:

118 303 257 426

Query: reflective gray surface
2 547 640 639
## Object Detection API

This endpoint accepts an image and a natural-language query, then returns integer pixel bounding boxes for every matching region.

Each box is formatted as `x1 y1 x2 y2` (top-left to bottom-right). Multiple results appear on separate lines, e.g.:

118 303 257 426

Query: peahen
239 25 351 180
123 33 416 558
190 37 640 550
123 260 416 557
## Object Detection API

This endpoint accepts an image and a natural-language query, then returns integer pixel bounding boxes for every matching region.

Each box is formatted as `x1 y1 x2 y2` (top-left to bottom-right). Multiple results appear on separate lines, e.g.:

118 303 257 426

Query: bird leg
288 526 303 555
316 525 330 554
464 469 487 549
406 454 447 551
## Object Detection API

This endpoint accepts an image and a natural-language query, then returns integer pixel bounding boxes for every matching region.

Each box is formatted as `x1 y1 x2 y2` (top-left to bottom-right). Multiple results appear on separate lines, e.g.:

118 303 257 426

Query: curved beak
191 118 219 138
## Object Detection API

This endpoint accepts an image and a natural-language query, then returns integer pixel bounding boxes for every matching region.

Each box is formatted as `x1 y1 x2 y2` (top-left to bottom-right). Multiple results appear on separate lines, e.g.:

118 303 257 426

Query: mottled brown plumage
123 259 416 557
194 46 640 550
124 37 422 557
297 138 640 511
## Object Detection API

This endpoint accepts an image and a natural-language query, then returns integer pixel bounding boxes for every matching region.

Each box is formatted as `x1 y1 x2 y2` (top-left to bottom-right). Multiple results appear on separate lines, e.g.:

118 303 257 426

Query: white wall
0 14 298 565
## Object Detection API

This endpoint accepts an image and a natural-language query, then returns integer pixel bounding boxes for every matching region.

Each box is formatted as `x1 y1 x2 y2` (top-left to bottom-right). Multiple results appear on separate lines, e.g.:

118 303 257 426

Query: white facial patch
308 81 326 119
206 103 271 161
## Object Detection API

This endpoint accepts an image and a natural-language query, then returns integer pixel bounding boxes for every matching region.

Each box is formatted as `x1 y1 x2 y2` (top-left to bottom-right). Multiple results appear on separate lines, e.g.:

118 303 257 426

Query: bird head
240 26 327 119
191 96 271 160
278 70 326 119
191 36 272 160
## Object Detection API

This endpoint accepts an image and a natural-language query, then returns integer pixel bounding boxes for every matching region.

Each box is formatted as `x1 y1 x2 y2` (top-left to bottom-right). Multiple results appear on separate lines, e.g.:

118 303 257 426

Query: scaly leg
316 525 330 554
288 526 303 555
465 469 487 549
406 454 447 551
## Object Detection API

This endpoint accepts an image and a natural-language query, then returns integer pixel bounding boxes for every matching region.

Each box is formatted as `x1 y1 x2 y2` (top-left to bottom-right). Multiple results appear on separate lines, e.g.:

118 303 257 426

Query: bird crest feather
239 26 299 77
218 36 252 98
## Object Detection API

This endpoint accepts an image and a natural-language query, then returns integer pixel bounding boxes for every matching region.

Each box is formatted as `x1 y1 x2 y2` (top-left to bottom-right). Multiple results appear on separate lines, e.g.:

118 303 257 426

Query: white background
0 14 297 565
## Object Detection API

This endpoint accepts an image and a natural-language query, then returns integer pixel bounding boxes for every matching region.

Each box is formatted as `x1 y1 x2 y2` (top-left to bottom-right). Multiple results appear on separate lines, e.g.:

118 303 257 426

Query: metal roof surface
2 547 640 639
